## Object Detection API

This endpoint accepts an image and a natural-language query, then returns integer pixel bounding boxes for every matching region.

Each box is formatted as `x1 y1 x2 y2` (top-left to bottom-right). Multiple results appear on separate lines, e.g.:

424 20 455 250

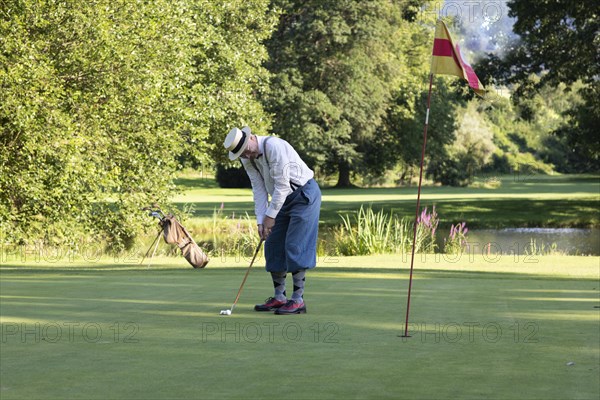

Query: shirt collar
256 135 265 159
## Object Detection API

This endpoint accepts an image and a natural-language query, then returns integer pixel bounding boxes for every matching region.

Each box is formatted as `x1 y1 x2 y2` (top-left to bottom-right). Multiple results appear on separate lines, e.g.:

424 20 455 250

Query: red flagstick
402 72 434 338
401 21 484 337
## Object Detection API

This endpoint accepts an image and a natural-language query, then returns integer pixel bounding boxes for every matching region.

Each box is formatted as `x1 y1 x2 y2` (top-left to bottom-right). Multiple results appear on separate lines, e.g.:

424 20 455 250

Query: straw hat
223 126 252 160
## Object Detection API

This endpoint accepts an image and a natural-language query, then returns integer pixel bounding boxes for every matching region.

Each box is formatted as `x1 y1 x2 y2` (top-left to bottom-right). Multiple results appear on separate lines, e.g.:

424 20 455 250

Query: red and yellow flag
431 20 485 96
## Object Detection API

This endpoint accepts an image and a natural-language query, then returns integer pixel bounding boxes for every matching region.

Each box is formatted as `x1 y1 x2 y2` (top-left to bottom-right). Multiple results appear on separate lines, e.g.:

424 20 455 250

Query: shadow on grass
2 265 598 282
171 198 599 228
170 173 599 227
321 198 600 228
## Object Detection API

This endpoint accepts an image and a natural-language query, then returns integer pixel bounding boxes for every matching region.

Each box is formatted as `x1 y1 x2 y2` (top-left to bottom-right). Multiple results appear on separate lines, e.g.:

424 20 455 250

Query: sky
436 0 519 59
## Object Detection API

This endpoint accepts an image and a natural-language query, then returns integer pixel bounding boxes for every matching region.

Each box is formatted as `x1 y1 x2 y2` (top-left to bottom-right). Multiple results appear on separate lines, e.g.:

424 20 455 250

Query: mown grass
171 174 600 229
1 255 598 399
2 174 597 399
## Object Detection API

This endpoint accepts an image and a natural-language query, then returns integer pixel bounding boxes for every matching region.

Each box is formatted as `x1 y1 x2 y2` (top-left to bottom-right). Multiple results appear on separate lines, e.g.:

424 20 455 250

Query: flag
431 19 485 96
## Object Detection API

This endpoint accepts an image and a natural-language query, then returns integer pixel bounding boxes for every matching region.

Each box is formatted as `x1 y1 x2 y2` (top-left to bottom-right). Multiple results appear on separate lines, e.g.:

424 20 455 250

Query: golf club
220 239 264 316
140 206 165 268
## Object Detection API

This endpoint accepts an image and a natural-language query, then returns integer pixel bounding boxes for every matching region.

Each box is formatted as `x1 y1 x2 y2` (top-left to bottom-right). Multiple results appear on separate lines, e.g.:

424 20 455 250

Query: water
437 228 600 256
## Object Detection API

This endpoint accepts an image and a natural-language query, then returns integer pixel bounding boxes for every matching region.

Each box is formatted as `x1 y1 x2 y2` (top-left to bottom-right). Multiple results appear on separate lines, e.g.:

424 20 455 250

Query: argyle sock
271 271 287 301
291 269 306 304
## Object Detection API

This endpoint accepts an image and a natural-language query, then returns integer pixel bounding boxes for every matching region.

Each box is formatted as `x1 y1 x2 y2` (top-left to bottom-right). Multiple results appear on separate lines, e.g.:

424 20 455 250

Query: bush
427 157 472 187
215 165 251 188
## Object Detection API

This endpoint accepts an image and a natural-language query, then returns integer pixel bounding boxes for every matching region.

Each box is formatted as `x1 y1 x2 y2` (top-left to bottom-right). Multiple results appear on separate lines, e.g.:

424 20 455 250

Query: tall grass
174 203 259 257
333 206 440 256
524 238 566 256
207 204 259 257
416 206 438 253
444 222 469 254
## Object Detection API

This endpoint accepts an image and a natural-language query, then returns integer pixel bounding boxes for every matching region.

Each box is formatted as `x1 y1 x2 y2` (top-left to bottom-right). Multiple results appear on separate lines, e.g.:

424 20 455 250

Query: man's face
240 135 259 159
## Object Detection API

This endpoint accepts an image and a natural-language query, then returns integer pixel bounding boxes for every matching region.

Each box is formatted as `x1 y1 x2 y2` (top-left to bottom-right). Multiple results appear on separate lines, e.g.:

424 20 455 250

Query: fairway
173 175 600 228
1 256 599 399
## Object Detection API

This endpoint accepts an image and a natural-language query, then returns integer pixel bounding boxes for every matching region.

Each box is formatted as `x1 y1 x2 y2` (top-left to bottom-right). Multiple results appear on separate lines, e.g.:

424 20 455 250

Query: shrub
215 165 251 188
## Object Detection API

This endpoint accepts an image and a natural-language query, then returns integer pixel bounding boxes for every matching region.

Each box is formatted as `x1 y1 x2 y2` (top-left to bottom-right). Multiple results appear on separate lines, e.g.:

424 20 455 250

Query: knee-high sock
271 271 287 301
291 269 306 303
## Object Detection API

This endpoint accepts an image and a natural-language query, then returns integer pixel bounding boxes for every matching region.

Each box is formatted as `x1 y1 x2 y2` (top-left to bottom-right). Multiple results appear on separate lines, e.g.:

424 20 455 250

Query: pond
439 228 600 256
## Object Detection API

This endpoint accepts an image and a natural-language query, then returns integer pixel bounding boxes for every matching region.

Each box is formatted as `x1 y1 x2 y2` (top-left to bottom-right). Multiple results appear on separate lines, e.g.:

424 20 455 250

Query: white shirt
241 136 314 224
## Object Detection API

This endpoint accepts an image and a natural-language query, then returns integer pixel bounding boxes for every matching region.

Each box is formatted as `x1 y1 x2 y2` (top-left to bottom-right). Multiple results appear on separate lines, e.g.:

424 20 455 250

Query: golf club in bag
141 205 209 269
220 239 264 315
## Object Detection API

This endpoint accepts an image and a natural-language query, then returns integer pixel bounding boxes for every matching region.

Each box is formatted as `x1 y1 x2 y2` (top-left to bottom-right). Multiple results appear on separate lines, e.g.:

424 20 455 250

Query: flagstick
401 72 434 338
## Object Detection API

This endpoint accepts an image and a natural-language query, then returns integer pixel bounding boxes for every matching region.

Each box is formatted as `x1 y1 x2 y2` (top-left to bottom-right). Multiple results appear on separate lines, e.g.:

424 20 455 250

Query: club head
219 309 232 316
149 211 163 220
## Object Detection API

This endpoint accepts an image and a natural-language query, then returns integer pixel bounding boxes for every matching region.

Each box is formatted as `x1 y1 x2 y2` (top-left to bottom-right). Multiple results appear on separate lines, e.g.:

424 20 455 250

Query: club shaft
230 240 264 311
139 229 163 266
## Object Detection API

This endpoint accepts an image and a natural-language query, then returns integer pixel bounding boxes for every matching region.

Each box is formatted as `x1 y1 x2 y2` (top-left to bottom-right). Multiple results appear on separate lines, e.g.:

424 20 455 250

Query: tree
186 0 277 166
0 0 197 249
550 83 600 172
381 76 465 185
0 1 281 247
489 0 600 171
0 0 281 248
264 0 428 187
507 0 599 89
449 101 496 177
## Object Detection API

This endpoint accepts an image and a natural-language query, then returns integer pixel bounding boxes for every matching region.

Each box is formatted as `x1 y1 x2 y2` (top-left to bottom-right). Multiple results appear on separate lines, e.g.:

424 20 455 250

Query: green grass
1 256 599 399
172 174 600 228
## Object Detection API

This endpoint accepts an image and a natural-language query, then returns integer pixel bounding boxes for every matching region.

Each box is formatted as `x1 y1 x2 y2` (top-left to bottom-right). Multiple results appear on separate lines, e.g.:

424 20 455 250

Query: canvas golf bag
160 215 209 268
142 206 209 269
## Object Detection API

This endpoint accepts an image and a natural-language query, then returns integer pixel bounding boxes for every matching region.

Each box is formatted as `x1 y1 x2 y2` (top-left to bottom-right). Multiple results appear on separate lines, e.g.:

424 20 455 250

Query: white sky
437 0 518 57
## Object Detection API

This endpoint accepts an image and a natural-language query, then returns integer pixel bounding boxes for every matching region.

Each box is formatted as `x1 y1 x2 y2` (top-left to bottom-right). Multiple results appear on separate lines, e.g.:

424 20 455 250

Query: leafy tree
550 83 600 172
0 0 196 249
361 5 438 183
507 0 599 90
450 101 496 175
427 99 496 186
482 0 600 172
0 0 279 248
264 0 430 187
186 0 277 166
384 76 465 185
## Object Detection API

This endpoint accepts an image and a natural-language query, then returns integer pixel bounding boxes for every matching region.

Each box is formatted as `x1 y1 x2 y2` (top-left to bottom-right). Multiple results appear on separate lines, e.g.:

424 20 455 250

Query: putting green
1 256 599 399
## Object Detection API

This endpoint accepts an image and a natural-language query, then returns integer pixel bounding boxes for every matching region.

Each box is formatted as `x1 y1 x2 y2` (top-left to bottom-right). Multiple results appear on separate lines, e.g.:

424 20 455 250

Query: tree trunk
336 162 353 188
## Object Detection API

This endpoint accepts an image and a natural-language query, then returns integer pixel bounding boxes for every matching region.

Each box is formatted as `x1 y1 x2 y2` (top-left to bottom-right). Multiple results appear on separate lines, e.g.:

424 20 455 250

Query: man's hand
257 224 266 240
262 216 275 239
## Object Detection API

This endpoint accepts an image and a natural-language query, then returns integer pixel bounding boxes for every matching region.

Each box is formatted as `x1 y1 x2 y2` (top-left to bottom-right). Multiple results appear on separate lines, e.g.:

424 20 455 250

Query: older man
223 126 321 315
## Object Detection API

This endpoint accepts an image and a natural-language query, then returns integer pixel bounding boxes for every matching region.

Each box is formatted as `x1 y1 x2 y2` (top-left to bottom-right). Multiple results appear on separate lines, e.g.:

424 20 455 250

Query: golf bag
161 215 209 268
142 206 209 269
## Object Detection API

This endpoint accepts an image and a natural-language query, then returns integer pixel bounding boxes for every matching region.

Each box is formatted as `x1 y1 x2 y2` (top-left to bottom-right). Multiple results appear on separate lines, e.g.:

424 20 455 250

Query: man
223 126 321 315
